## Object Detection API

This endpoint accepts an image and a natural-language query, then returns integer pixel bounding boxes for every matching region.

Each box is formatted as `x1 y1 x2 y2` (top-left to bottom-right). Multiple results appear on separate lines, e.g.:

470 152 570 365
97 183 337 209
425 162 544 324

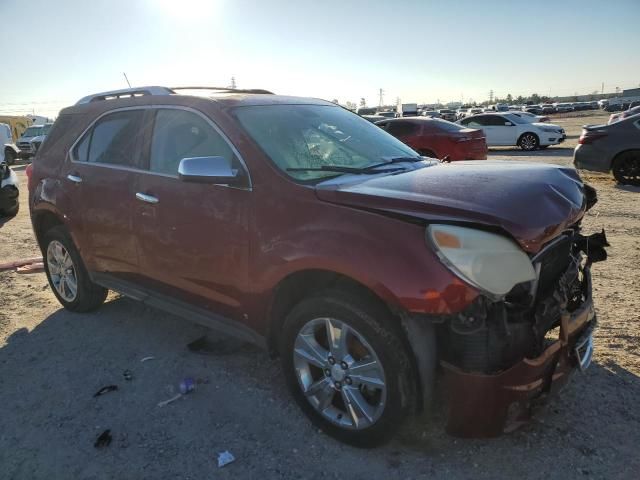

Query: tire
0 186 19 217
42 225 108 312
612 151 640 186
4 149 16 166
280 289 417 447
518 132 539 151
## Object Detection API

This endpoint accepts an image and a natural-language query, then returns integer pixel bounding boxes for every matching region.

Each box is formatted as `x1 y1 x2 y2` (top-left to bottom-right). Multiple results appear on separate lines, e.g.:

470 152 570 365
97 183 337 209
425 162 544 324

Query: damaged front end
440 228 608 438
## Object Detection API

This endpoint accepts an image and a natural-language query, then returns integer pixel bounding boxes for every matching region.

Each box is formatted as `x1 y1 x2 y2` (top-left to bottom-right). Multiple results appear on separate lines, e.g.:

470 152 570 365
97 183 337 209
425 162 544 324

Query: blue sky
1 0 639 117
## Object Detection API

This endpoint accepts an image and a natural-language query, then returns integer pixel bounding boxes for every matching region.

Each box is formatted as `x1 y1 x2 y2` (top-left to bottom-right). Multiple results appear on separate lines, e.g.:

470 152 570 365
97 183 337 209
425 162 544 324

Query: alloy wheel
46 240 78 302
293 317 387 430
520 134 538 150
614 157 640 185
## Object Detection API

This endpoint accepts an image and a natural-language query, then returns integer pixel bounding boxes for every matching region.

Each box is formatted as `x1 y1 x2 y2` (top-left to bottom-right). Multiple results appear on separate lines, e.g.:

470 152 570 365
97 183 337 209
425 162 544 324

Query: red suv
29 86 606 446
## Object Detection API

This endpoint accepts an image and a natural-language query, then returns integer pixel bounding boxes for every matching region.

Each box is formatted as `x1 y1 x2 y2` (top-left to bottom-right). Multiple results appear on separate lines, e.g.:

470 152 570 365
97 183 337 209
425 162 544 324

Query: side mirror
178 156 244 185
504 121 513 126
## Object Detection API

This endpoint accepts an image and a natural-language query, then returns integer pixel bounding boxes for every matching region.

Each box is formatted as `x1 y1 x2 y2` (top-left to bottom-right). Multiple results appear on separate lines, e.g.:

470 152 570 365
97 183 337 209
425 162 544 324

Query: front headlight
427 225 536 297
541 127 558 133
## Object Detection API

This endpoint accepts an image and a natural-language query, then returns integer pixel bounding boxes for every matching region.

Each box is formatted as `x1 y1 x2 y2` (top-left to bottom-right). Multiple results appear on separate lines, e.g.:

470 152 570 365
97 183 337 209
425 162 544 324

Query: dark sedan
574 113 640 185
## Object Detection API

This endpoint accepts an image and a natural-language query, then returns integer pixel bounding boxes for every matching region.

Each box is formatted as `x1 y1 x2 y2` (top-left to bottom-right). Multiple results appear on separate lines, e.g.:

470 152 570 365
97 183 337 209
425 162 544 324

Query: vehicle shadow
615 184 640 193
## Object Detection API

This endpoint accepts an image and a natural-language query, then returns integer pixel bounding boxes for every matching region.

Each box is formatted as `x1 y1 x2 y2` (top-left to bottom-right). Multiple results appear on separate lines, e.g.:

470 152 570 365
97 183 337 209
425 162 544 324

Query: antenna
123 72 132 88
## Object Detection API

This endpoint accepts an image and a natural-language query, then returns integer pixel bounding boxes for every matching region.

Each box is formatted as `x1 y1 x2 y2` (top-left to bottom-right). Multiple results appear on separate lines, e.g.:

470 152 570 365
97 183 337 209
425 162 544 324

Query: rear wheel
42 226 108 311
281 290 416 447
612 151 640 186
518 132 539 151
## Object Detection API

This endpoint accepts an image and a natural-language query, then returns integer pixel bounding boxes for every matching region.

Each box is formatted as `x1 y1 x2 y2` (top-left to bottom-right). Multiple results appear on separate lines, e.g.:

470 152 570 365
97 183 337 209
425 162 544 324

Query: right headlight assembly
427 224 536 297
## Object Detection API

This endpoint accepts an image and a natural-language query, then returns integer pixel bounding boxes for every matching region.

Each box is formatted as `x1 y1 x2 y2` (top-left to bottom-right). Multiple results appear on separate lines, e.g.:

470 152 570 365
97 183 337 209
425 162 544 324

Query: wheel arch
610 148 640 171
32 209 66 251
266 268 432 412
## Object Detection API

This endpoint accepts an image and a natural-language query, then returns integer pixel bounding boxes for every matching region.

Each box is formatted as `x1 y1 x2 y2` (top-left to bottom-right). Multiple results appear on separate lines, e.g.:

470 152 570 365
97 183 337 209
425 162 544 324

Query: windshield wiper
286 157 422 175
286 165 405 175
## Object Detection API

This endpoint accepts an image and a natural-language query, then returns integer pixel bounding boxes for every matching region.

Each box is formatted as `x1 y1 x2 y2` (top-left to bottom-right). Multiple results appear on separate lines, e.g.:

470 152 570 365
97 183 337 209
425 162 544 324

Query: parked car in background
608 105 640 124
421 110 441 118
522 105 543 115
376 111 397 119
456 107 469 120
15 123 53 161
361 114 387 123
467 107 483 116
376 117 487 160
509 111 550 123
541 104 556 114
397 103 419 117
0 123 11 163
438 109 457 121
29 85 605 445
574 113 640 185
459 112 565 150
554 103 574 113
0 161 19 217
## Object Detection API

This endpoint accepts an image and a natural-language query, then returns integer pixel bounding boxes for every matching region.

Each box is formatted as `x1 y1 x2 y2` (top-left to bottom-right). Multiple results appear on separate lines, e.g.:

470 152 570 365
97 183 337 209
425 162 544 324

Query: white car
507 110 549 123
458 112 566 150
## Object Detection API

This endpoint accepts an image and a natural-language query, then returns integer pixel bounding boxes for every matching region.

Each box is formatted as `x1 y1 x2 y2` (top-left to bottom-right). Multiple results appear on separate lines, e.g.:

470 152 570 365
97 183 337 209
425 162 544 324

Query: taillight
578 130 607 144
26 163 33 179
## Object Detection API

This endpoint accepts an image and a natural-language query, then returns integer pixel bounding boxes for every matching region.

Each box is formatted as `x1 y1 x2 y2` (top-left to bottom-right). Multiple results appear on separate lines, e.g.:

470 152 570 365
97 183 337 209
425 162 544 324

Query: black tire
518 132 539 151
4 149 16 166
612 151 640 186
280 289 417 447
0 185 19 217
42 225 108 312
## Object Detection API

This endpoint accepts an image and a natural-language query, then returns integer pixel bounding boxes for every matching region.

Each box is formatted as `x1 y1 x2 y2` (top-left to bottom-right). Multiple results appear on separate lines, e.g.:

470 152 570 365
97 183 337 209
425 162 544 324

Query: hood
315 161 586 253
532 122 562 130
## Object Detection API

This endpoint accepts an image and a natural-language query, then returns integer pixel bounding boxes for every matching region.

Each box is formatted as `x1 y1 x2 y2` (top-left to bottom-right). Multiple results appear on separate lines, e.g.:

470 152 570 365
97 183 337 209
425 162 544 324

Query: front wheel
4 149 16 165
612 151 640 186
281 290 417 447
43 226 108 312
518 132 539 151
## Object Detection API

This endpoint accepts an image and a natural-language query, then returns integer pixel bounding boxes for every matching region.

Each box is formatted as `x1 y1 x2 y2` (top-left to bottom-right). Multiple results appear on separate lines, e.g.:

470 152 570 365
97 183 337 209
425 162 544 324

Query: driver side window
149 109 237 176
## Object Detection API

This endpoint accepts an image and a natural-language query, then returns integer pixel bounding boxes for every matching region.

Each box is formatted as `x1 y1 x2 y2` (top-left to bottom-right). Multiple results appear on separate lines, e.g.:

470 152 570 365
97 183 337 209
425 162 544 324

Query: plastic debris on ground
217 451 235 468
93 385 118 397
15 261 45 274
179 378 195 395
94 429 112 448
157 393 182 408
140 356 155 362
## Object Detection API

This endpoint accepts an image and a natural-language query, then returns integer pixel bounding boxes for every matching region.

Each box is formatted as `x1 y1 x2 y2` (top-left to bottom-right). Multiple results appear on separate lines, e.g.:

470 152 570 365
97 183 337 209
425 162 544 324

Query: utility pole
489 90 494 103
230 76 237 89
123 72 132 88
601 82 604 95
379 88 384 107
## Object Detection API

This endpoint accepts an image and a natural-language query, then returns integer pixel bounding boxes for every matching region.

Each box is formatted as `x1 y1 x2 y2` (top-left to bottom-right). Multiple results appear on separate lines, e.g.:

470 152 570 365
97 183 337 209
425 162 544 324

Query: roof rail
75 86 174 105
171 86 274 95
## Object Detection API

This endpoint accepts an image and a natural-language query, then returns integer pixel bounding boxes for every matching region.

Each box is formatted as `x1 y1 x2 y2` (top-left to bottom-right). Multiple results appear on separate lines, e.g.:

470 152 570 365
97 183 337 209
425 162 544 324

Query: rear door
134 107 251 321
64 109 145 278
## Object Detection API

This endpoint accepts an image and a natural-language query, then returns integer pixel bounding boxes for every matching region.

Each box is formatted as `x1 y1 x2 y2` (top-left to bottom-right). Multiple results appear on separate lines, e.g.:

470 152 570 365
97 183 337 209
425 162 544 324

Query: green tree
506 94 513 103
530 93 541 104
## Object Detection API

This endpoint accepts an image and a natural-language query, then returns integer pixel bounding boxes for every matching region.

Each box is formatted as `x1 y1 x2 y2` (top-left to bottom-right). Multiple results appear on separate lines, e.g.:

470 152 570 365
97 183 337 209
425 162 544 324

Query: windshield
234 104 419 182
22 126 43 137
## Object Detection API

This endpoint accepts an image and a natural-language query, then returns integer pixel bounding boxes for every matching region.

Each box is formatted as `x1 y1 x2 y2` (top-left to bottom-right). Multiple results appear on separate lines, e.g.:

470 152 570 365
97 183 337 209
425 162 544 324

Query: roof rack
75 86 174 105
75 85 274 105
171 86 274 95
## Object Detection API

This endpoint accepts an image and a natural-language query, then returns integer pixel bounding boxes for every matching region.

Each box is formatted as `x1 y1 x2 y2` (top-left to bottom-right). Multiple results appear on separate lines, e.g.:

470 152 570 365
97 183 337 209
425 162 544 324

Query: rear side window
462 115 487 127
73 110 144 167
149 109 236 176
484 116 509 126
386 121 418 136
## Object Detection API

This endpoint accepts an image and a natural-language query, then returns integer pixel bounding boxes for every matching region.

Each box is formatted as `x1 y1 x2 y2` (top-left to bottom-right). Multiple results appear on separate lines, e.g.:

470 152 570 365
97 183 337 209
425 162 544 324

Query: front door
64 109 145 279
134 107 251 321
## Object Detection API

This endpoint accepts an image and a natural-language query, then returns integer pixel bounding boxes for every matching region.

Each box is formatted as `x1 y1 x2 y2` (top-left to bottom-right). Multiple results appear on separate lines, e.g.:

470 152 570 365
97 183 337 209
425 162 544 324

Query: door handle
67 174 82 183
136 192 159 204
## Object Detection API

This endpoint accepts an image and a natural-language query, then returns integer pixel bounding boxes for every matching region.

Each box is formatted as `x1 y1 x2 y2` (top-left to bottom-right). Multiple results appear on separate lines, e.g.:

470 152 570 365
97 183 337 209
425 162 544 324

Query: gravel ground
1 112 638 479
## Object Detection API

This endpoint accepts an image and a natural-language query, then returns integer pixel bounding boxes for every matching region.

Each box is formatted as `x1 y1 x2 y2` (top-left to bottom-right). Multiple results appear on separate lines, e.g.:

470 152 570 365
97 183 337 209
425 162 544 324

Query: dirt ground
1 111 638 480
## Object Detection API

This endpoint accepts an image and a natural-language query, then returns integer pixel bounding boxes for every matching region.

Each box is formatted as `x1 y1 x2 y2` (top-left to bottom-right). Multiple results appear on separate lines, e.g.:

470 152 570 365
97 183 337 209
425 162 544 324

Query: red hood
315 161 586 253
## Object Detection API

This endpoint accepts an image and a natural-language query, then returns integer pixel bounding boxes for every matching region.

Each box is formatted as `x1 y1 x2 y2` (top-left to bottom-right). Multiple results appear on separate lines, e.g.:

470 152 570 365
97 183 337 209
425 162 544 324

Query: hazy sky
1 0 639 117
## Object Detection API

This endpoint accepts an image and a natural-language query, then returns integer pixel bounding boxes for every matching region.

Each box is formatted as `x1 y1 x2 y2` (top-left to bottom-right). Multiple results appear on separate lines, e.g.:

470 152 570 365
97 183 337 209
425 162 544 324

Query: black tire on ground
4 149 16 165
517 132 540 151
280 289 418 447
612 151 640 186
42 225 108 312
0 186 19 217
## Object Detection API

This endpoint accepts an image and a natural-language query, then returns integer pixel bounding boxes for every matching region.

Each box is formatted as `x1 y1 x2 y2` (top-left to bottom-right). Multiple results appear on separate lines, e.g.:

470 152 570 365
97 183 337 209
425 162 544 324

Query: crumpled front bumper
442 267 596 438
